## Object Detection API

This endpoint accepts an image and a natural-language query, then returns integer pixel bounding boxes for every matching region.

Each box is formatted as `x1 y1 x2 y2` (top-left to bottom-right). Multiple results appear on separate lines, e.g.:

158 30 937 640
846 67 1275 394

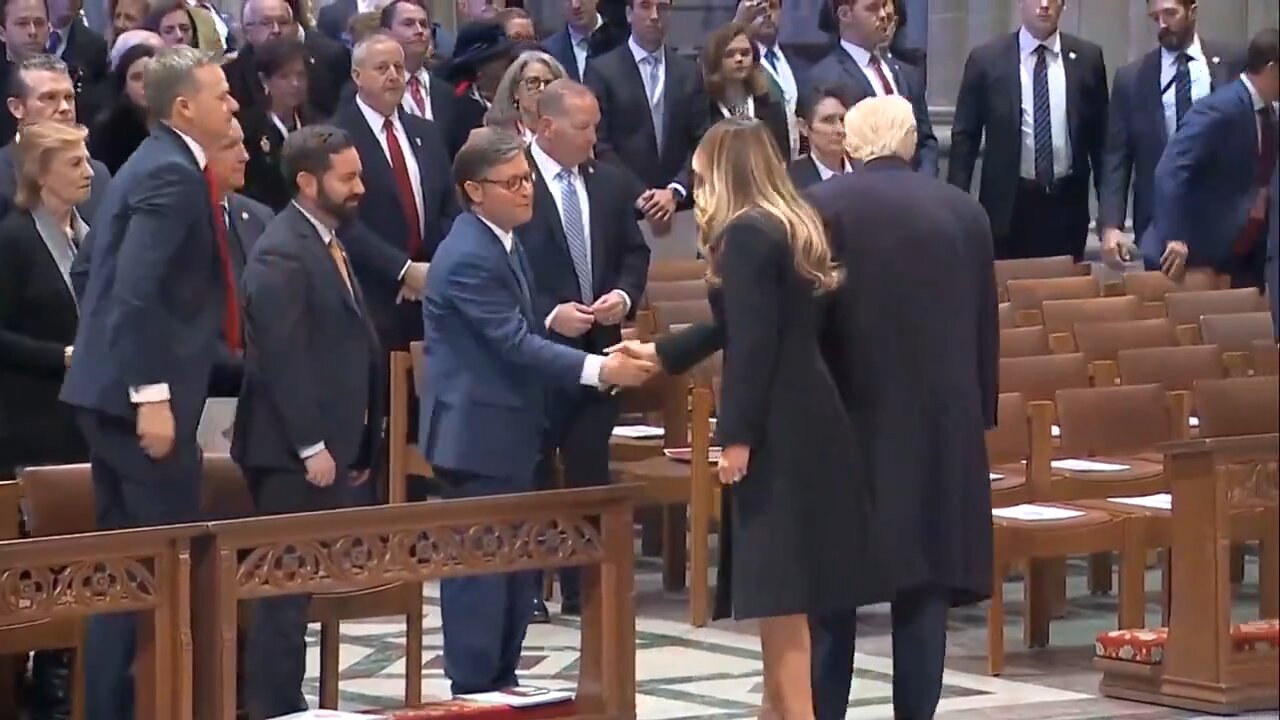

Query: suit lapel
531 154 571 258
582 162 607 296
1002 33 1021 132
343 104 395 189
659 48 679 155
294 205 362 317
836 50 875 99
621 51 661 157
1061 35 1082 155
1202 41 1232 88
1138 48 1167 143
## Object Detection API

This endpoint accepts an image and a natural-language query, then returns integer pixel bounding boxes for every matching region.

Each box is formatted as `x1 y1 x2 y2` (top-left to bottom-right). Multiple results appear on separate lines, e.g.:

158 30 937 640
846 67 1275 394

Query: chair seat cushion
1095 619 1280 665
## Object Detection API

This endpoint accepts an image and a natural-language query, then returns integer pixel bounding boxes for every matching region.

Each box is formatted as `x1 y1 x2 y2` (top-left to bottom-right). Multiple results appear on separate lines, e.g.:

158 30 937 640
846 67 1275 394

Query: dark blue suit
807 45 938 176
419 212 592 694
1099 41 1243 239
1142 78 1274 288
541 20 628 83
58 123 224 720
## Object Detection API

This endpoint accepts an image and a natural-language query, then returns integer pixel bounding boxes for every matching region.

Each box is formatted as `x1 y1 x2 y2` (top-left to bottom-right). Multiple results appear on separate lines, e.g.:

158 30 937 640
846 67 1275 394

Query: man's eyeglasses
478 173 534 192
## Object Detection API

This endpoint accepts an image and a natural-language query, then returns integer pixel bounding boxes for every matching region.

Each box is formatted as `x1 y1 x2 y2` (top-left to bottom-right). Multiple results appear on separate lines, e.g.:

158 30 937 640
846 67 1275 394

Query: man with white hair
807 95 998 719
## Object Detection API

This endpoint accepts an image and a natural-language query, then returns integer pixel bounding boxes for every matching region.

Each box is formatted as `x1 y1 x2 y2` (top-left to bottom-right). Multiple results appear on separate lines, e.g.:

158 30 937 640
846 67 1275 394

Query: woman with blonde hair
609 118 874 718
700 21 792 159
484 50 567 143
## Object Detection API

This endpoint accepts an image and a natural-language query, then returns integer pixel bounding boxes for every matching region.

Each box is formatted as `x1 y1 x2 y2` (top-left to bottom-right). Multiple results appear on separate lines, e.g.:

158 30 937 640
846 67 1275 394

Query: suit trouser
809 586 950 720
436 468 537 695
541 390 619 606
77 409 204 720
244 468 376 720
995 181 1090 261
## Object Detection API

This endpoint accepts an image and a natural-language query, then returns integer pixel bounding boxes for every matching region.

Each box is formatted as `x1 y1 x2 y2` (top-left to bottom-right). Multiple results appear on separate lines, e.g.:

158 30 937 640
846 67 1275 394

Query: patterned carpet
297 557 1276 719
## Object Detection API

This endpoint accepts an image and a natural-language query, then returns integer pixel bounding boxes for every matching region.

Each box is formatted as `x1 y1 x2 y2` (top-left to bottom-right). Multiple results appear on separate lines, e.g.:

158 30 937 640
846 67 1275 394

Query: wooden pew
191 485 641 720
0 524 199 720
1096 433 1279 713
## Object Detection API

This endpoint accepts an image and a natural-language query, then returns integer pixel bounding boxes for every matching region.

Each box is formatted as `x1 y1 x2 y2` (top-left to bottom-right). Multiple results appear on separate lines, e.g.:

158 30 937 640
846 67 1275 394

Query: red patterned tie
204 168 241 352
383 117 422 258
869 54 896 96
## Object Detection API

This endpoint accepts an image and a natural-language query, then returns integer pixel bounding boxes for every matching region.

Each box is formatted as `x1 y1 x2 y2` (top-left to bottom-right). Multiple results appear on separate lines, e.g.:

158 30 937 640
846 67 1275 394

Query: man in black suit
234 125 384 720
319 0 455 55
583 0 707 229
787 83 853 190
58 46 239 720
332 32 454 351
0 55 109 220
522 80 649 617
542 0 626 83
46 0 107 93
948 0 1109 260
1099 0 1245 266
808 0 937 176
226 0 349 119
808 95 998 720
380 0 456 133
736 0 806 159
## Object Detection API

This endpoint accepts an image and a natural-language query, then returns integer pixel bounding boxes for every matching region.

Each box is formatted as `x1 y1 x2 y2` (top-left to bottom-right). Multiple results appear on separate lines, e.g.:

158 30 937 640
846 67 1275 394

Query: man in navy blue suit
1099 0 1244 266
1143 28 1278 289
419 127 656 695
807 0 936 175
58 45 239 720
541 0 626 83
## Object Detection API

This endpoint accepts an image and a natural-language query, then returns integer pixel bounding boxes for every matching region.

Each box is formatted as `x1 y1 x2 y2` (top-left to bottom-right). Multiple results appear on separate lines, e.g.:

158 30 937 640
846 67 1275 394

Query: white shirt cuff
397 260 412 282
580 354 604 388
666 183 687 200
545 304 559 330
613 289 632 314
299 441 326 459
129 384 171 403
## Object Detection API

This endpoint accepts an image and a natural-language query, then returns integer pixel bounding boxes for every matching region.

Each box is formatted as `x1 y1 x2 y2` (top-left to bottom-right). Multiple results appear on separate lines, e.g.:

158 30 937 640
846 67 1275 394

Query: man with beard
231 124 385 720
1099 0 1245 267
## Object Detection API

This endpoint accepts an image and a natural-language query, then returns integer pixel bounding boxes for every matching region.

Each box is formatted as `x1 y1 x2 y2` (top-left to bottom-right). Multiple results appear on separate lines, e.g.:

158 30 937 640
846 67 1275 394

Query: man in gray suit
0 54 109 220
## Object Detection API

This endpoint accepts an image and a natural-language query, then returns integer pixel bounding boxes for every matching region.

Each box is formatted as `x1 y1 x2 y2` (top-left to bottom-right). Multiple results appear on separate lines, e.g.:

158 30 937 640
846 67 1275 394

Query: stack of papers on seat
271 712 388 719
989 472 1005 481
992 504 1087 521
1051 458 1132 472
611 425 664 439
1107 493 1172 511
457 687 574 708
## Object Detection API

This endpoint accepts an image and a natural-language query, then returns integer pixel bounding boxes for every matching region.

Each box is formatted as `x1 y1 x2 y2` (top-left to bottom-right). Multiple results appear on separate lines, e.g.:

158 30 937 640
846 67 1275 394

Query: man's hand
600 352 658 387
605 339 659 365
717 444 750 485
549 302 595 337
400 261 429 300
64 345 73 368
1100 228 1132 270
304 449 337 487
350 468 371 486
590 291 628 326
1160 240 1189 280
637 188 677 223
136 401 175 460
732 0 768 25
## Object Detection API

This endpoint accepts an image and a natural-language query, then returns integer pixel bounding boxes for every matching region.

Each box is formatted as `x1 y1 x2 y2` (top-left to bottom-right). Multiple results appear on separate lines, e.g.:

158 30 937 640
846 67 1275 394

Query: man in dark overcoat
806 95 999 719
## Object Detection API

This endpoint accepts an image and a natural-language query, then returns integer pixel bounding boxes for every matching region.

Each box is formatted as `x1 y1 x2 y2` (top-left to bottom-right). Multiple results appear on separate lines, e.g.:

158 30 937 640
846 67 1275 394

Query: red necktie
205 168 241 352
383 117 422 258
408 76 427 117
869 54 896 96
1233 107 1277 257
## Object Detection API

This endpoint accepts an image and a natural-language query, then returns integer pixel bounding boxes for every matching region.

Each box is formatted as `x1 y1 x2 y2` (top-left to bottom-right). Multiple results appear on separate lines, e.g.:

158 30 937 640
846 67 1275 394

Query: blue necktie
764 47 778 71
557 168 593 303
1033 45 1055 187
1174 52 1193 129
46 30 61 54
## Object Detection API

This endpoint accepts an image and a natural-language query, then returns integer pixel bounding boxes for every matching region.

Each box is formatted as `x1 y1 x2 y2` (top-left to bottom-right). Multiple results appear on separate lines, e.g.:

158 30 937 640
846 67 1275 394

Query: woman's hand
717 444 750 485
604 339 659 366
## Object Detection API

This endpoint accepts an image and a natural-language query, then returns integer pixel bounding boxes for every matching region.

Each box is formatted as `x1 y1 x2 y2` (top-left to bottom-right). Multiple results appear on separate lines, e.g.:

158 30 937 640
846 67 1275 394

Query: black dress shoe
530 597 551 624
559 598 581 617
30 649 73 720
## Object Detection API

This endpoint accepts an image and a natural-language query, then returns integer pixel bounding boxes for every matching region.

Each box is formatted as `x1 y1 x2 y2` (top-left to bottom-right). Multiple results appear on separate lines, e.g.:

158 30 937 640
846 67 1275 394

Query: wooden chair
1165 289 1267 344
1000 326 1051 358
987 393 1036 507
1194 376 1280 439
998 353 1092 404
647 259 706 283
645 278 706 304
998 302 1016 329
1122 270 1225 318
651 299 712 332
1072 319 1178 386
1200 313 1276 375
0 480 38 720
1254 340 1280 376
1040 295 1142 340
388 341 432 504
994 255 1089 301
1118 344 1227 391
1006 276 1102 327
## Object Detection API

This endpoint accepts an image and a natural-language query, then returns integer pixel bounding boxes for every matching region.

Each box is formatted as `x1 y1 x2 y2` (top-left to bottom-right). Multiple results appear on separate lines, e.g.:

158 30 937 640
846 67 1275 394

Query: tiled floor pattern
301 558 1277 719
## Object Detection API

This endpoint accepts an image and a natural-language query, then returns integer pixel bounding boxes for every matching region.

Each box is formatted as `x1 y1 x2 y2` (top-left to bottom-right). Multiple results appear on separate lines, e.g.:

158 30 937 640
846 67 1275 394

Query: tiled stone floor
302 557 1276 719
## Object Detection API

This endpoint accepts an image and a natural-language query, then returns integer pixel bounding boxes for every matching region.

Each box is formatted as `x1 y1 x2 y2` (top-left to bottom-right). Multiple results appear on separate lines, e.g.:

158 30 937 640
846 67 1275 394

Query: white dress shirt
568 13 603 79
840 40 899 96
1160 34 1213 137
1017 27 1072 180
627 37 688 199
129 124 209 405
1240 73 1278 148
811 154 850 181
356 95 426 236
293 201 348 460
401 68 434 120
269 112 298 139
759 41 800 158
476 212 604 389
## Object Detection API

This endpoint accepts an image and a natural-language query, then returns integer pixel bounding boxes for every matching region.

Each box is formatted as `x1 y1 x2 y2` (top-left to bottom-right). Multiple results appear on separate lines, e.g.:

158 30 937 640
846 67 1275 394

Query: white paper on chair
1051 424 1062 438
1107 493 1172 511
1051 458 1132 472
269 712 388 720
611 425 665 439
197 398 237 453
992 504 1086 521
457 686 574 707
989 472 1005 481
1189 416 1201 428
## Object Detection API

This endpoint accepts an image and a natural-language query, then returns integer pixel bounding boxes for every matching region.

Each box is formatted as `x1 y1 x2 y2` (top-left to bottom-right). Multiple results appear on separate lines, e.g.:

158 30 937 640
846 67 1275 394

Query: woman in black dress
700 22 792 160
240 37 315 211
89 42 155 173
610 118 872 718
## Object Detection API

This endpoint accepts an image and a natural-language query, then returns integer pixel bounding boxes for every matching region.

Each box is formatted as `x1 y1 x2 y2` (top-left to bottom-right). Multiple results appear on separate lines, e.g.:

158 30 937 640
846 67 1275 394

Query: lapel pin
260 136 271 152
1212 56 1221 65
1068 51 1077 60
241 211 249 221
414 136 422 147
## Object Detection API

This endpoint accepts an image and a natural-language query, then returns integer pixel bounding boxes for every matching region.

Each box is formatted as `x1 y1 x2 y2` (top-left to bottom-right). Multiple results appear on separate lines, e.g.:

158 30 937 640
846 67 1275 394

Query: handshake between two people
600 339 661 389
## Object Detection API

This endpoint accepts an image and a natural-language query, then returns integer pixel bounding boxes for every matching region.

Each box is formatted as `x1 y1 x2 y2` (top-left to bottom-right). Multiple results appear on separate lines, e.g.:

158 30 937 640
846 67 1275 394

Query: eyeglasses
478 173 534 192
522 76 553 92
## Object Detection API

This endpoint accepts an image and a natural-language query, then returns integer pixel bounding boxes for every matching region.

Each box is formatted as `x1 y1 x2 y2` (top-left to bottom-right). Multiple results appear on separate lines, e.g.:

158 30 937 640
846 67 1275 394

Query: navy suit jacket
808 45 938 177
520 155 650 354
542 21 628 83
59 125 225 436
1142 78 1270 270
418 212 591 481
1099 41 1244 237
331 98 459 349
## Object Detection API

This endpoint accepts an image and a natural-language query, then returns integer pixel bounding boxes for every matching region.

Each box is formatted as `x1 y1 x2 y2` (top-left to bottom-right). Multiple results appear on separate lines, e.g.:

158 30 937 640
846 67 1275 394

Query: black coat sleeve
0 227 65 371
947 50 985 191
656 322 723 377
1098 64 1135 231
972 206 999 429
